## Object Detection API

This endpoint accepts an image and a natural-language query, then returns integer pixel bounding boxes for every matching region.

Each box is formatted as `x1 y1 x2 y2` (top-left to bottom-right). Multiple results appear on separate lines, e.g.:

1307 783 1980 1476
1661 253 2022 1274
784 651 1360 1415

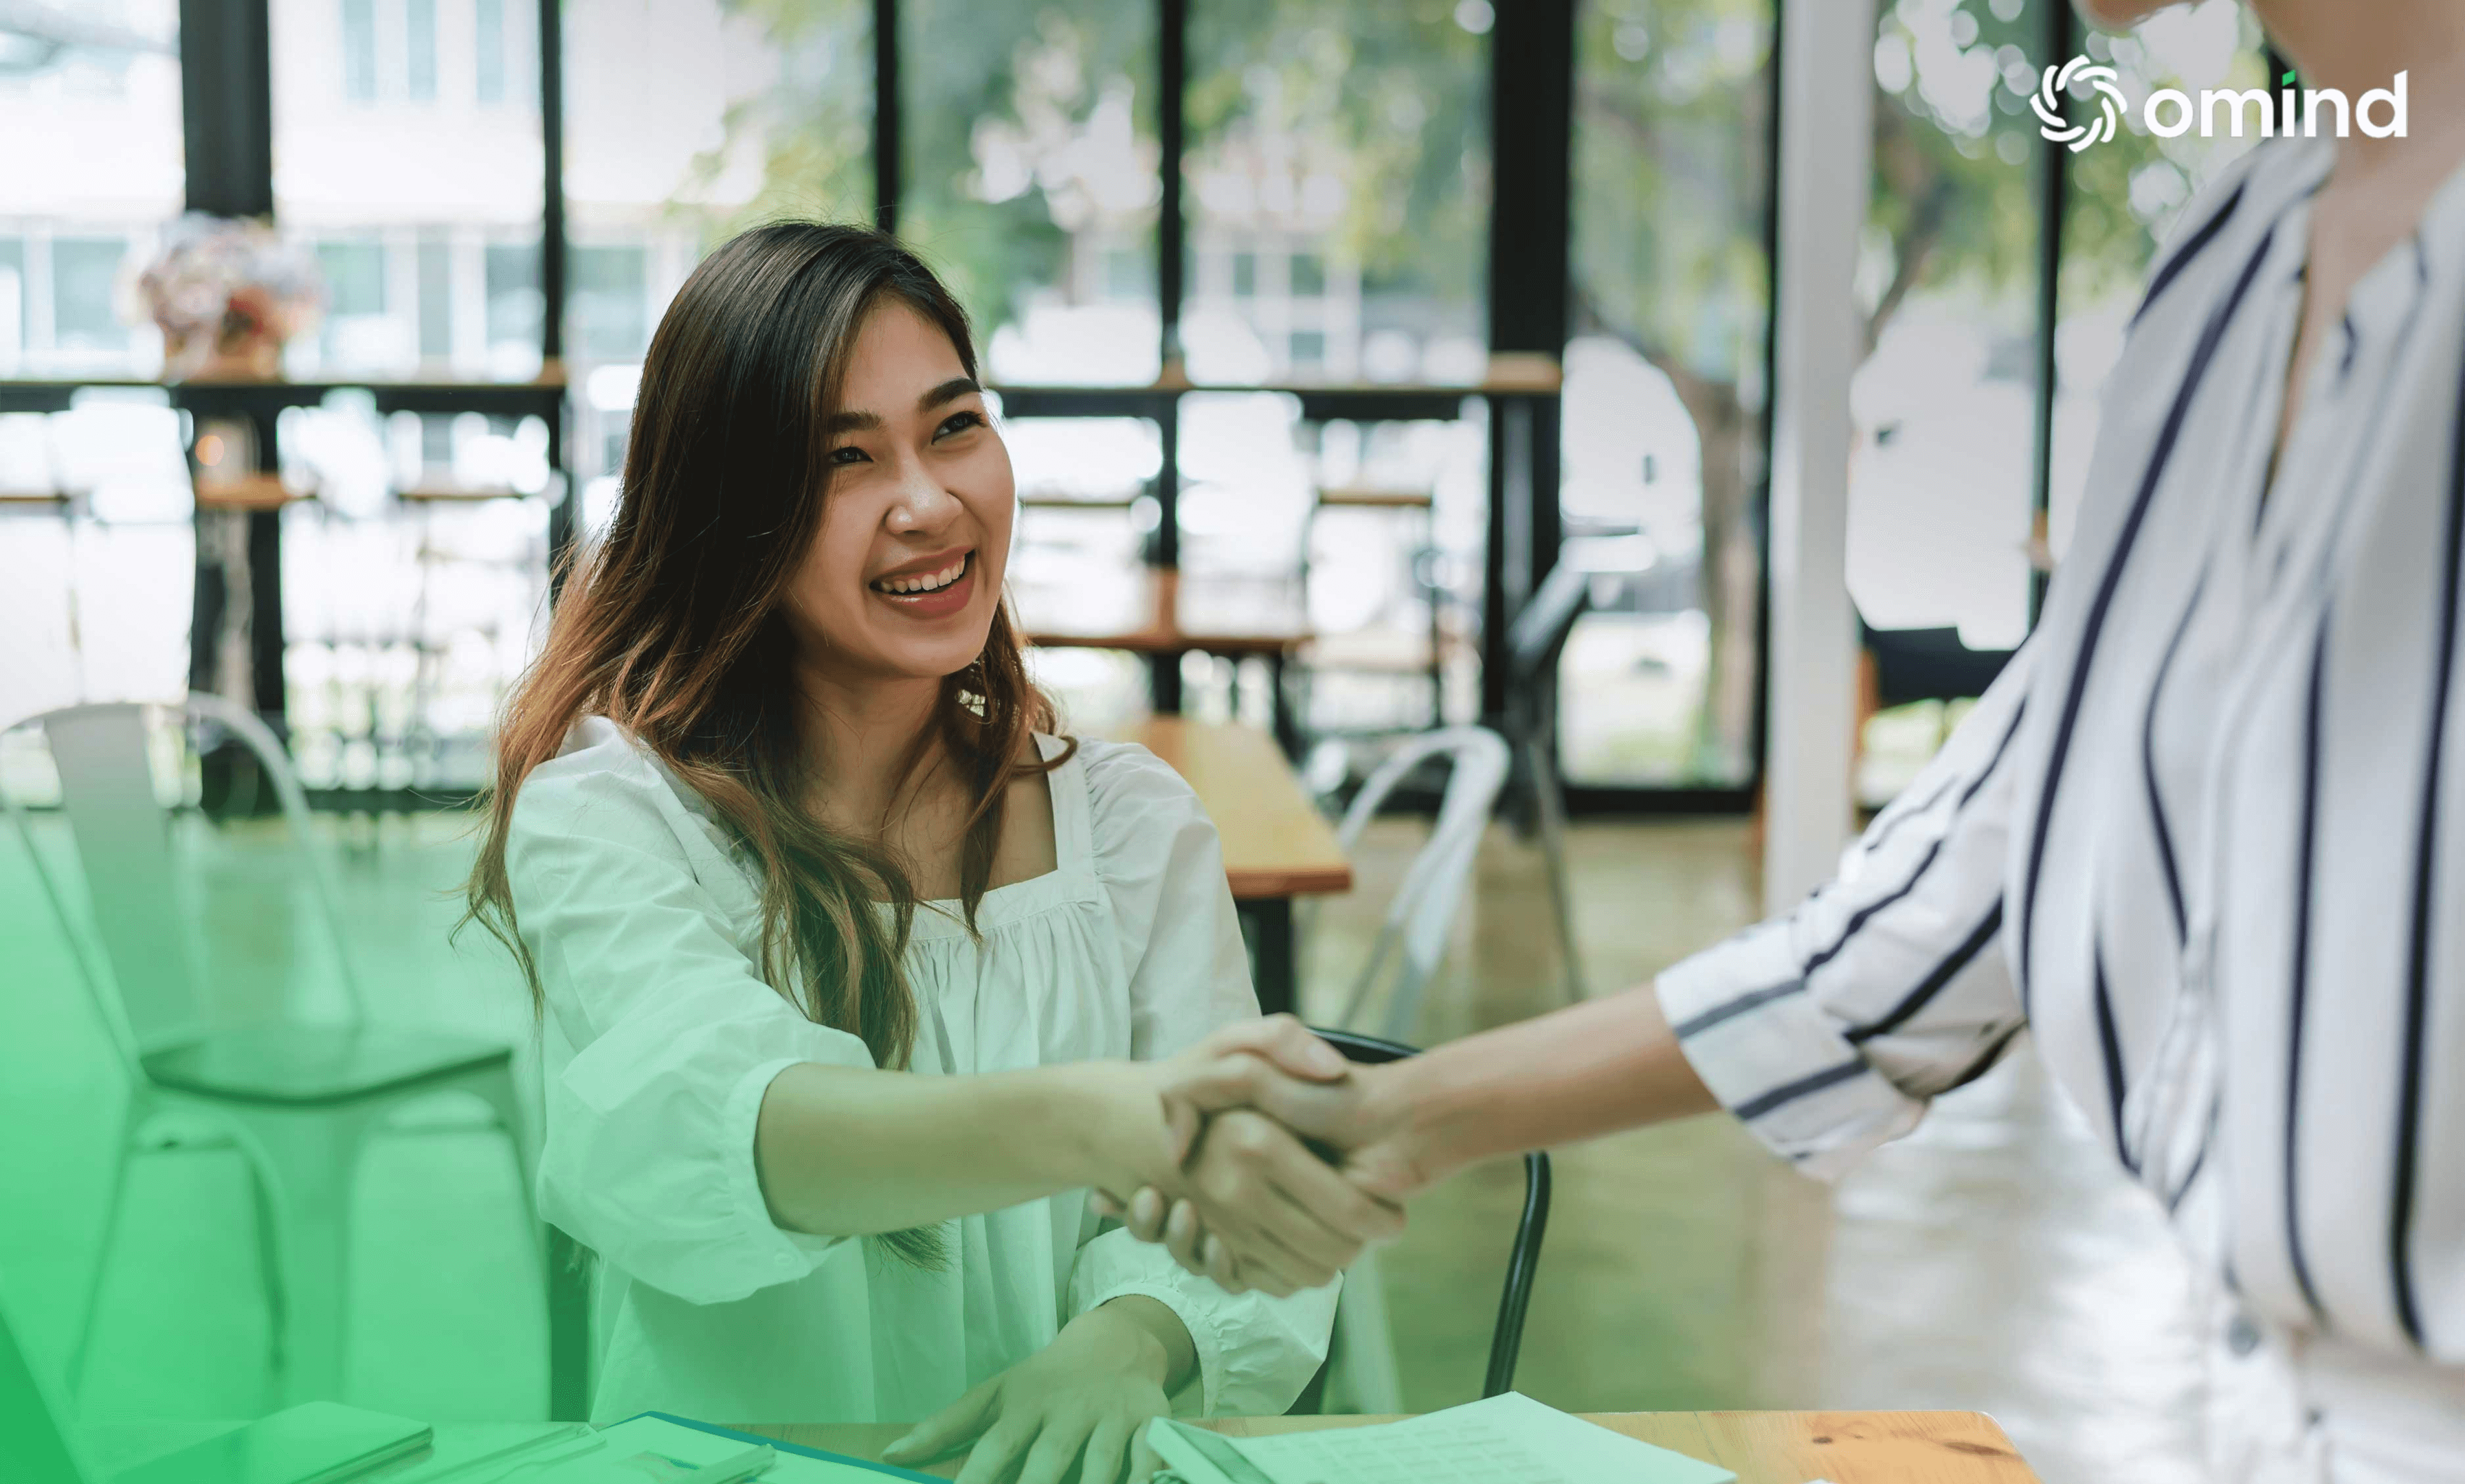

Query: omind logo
2033 56 2410 148
2033 58 2127 152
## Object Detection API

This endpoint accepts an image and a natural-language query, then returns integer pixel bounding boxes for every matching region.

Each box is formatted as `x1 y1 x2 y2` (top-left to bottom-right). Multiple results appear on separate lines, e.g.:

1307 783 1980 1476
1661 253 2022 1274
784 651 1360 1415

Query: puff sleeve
509 741 875 1305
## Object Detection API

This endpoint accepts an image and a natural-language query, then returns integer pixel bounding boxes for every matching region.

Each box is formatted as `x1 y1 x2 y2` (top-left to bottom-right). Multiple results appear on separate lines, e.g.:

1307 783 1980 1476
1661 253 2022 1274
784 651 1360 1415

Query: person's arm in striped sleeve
1115 641 2038 1286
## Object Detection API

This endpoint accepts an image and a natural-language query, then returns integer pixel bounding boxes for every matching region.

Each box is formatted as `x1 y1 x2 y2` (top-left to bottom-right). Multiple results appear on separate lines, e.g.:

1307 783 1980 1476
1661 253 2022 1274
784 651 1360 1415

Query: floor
0 803 2207 1481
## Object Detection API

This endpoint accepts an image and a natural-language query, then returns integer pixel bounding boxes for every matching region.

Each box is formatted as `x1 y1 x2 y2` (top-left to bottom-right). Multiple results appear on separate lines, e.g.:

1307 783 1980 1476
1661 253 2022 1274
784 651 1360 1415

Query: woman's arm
752 1059 1152 1236
1141 644 2048 1286
1315 980 1719 1200
508 758 1370 1303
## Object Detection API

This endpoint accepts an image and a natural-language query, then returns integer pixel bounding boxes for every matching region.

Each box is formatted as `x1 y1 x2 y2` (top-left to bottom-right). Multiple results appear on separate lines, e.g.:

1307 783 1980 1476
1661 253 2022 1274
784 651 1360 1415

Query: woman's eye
827 445 871 466
935 411 986 440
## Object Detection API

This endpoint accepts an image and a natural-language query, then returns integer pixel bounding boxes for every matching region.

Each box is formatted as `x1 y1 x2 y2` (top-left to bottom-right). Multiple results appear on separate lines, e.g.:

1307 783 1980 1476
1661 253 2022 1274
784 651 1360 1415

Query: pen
681 1442 774 1482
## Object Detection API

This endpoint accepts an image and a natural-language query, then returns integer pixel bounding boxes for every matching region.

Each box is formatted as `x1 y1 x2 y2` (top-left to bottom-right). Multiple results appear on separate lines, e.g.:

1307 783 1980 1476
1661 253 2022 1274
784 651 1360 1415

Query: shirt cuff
1080 1279 1234 1417
1655 933 1925 1180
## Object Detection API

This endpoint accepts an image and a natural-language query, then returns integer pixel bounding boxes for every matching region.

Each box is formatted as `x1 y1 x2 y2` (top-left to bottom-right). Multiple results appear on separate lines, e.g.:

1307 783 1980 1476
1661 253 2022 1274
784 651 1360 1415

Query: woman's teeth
873 556 968 595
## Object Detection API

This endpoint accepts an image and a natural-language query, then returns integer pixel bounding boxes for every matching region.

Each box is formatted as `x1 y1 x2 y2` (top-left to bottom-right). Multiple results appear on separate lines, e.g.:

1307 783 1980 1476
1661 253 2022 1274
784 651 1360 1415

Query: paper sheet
1163 1393 1735 1484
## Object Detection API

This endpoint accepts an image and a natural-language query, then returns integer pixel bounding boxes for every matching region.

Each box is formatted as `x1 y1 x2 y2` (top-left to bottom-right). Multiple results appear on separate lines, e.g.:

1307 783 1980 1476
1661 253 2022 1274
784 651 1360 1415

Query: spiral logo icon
2033 56 2127 151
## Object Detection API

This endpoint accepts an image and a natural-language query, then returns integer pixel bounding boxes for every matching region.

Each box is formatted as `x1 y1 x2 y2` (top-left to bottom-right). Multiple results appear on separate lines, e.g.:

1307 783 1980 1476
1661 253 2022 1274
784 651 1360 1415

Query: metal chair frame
1324 726 1510 1042
1502 561 1592 1003
1297 1027 1550 1412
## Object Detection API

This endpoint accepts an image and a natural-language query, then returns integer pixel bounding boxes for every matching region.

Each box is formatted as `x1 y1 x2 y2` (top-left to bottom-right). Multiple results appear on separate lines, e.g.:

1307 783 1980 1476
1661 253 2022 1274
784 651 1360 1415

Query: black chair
1857 622 2016 767
1860 622 2014 712
1290 1028 1551 1412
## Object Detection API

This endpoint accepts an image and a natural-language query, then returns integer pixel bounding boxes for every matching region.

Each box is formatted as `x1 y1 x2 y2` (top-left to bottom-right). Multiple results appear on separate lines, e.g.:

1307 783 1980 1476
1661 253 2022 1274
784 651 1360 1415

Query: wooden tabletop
194 474 310 511
745 1410 2039 1483
1128 716 1350 899
1016 566 1308 656
1315 485 1434 509
92 1407 2036 1484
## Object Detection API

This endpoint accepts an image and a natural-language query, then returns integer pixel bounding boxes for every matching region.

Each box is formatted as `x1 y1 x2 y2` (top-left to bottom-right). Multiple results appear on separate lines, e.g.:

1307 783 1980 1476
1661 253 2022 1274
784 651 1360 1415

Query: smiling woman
449 222 1396 1455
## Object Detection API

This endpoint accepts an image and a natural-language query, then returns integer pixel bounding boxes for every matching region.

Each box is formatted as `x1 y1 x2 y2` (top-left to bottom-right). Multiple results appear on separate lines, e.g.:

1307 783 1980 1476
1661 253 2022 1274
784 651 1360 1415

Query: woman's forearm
754 1059 1156 1237
1376 980 1719 1187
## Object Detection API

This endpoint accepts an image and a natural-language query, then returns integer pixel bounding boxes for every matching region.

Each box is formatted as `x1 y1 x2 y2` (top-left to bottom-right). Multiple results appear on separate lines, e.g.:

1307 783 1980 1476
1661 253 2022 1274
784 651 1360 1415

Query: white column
1762 0 1875 917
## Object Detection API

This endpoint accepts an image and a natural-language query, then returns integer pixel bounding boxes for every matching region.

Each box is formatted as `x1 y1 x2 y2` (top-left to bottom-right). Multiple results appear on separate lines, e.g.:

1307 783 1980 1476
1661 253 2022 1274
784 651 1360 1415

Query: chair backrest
1504 561 1592 686
6 696 361 1058
1330 726 1509 1042
0 1278 98 1484
1311 1028 1550 1401
36 704 211 1057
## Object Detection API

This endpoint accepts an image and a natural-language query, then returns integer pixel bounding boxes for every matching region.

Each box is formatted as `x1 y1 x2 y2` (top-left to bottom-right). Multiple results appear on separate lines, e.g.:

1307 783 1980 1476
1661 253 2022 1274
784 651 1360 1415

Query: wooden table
1128 717 1350 1017
749 1412 2041 1483
1016 566 1311 754
92 1409 2039 1484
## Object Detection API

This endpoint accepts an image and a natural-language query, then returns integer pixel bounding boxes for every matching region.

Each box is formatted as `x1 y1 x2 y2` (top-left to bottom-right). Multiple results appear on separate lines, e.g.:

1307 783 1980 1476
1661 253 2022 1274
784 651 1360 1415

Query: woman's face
782 301 1015 688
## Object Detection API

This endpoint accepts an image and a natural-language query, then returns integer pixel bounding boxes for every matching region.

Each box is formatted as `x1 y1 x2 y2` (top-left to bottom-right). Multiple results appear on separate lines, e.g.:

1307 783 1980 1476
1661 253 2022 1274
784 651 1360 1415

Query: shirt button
2227 1314 2262 1356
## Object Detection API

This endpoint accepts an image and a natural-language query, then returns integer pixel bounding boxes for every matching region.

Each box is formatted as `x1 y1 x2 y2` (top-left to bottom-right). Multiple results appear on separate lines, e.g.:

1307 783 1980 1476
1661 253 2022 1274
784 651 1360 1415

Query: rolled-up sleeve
510 763 876 1305
1656 641 2038 1179
1079 741 1337 1415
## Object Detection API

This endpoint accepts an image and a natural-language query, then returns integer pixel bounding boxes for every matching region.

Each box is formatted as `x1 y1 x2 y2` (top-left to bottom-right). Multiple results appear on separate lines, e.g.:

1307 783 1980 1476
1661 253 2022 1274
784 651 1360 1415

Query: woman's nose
883 456 961 532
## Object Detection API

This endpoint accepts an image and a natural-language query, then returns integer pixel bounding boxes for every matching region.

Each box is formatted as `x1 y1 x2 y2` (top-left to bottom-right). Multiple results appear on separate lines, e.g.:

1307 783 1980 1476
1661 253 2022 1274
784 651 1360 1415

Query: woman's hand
881 1297 1187 1484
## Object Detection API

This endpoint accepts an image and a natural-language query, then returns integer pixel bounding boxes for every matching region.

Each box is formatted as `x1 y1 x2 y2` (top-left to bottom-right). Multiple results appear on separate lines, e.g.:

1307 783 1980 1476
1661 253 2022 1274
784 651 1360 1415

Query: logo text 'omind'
2034 61 2409 148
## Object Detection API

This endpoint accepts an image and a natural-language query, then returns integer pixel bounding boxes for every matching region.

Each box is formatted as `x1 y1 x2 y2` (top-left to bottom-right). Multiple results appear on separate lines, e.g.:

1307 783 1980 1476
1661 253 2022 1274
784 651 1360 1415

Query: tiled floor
0 804 2206 1481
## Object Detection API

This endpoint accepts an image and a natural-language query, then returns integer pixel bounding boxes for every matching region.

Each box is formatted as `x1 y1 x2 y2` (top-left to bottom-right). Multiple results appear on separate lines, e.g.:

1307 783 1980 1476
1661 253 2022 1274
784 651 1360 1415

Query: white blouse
506 719 1336 1425
1659 138 2465 1365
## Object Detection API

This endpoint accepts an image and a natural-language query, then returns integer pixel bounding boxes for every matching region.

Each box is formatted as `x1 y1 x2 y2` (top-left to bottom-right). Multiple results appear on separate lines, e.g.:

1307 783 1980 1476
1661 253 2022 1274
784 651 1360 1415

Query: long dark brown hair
463 224 1064 1258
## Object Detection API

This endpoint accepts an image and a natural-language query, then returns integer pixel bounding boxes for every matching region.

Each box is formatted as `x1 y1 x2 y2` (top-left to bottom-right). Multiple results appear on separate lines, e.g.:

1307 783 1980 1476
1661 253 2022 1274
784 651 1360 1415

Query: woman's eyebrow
918 376 982 411
823 378 980 435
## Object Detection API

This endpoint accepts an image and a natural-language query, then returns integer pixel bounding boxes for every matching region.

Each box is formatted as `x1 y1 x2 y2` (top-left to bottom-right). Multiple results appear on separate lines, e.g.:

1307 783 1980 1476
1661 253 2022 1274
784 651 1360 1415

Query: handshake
1090 1016 1449 1299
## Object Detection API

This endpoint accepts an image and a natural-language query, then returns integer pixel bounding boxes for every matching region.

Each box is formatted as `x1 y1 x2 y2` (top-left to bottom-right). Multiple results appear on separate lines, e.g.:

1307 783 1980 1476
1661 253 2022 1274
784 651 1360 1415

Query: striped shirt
1658 137 2465 1364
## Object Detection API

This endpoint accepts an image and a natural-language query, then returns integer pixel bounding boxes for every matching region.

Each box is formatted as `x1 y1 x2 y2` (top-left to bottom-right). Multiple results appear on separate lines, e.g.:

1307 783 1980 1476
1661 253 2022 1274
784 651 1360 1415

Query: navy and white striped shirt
1658 137 2465 1364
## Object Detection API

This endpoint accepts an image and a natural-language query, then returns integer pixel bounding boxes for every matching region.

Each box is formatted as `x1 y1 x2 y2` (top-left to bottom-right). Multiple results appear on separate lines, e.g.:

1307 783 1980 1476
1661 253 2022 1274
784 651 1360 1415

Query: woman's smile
867 547 977 618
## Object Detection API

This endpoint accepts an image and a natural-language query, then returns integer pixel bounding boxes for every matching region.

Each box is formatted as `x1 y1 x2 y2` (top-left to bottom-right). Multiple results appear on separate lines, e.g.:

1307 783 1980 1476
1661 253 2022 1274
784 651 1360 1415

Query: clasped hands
1095 1016 1430 1296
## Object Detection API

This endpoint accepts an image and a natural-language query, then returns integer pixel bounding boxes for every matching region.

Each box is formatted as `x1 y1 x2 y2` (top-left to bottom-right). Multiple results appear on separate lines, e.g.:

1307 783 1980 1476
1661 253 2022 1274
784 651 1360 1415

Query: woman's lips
868 551 977 618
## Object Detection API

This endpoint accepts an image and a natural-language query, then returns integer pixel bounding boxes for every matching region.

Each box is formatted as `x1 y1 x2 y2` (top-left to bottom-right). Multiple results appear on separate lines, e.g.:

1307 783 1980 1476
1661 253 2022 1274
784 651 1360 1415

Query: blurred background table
1128 716 1349 1016
1018 567 1311 755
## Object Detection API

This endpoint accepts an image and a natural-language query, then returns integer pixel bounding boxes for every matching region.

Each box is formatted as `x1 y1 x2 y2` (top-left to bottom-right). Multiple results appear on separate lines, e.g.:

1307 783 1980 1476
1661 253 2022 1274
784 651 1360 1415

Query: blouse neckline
904 732 1103 941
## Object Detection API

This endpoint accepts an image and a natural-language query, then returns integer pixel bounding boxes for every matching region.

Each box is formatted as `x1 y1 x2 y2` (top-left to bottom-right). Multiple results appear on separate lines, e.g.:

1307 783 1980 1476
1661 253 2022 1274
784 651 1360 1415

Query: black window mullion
2029 0 2075 625
179 0 274 218
540 0 566 366
1157 0 1185 376
1154 0 1184 716
874 0 901 232
1481 0 1573 723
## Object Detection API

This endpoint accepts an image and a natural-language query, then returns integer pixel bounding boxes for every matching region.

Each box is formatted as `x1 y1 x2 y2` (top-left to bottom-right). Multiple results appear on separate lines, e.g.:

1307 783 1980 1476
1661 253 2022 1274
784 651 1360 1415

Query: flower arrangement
131 214 324 381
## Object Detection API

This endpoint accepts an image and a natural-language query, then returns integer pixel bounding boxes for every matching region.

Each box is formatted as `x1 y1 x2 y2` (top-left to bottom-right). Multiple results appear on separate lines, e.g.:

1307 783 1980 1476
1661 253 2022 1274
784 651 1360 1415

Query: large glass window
561 0 871 524
0 1 183 376
1561 0 1775 787
1184 0 1488 386
903 0 1159 385
1845 0 2045 801
273 0 545 379
1852 0 2040 664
